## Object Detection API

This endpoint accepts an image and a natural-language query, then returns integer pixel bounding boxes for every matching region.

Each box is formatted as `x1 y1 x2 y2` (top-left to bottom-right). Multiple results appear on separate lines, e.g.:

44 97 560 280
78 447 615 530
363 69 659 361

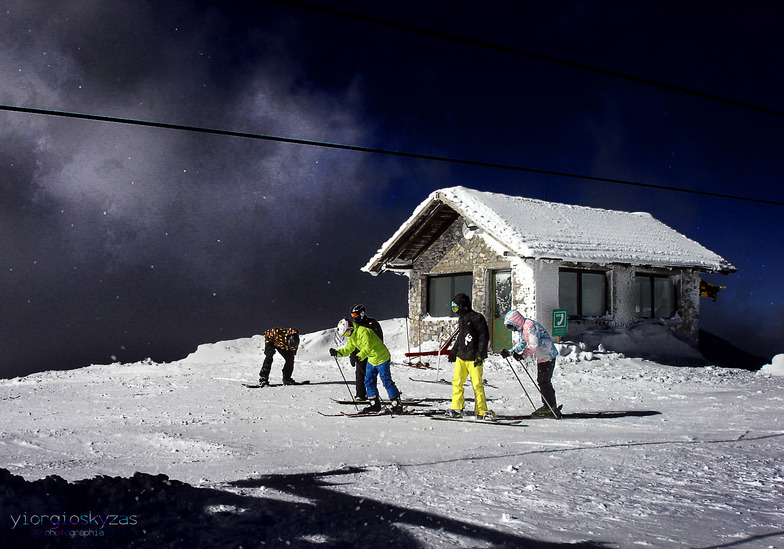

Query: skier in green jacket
330 317 403 414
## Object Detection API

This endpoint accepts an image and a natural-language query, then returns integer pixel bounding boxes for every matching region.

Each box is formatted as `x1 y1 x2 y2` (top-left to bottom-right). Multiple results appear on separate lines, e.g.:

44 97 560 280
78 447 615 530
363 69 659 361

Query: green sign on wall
552 308 568 337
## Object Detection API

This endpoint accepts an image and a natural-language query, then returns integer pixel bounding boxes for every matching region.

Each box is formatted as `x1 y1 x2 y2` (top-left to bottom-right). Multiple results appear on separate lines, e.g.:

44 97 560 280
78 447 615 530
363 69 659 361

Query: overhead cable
2 104 781 207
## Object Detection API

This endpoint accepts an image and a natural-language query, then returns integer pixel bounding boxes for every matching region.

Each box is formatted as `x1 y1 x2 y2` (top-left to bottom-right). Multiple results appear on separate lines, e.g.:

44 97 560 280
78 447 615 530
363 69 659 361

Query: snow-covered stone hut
363 186 736 351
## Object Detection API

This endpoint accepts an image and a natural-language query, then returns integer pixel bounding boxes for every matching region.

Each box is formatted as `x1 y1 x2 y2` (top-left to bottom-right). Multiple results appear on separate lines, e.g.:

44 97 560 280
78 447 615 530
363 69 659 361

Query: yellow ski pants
450 357 488 416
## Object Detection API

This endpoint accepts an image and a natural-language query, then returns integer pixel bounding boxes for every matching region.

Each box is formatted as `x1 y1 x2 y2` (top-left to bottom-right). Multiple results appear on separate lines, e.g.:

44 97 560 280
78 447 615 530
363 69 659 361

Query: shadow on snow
0 467 607 548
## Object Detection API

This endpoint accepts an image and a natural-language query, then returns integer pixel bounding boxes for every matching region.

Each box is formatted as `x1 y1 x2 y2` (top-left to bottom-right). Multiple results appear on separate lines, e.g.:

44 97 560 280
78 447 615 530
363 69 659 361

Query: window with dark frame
558 269 608 317
634 274 676 318
427 273 473 317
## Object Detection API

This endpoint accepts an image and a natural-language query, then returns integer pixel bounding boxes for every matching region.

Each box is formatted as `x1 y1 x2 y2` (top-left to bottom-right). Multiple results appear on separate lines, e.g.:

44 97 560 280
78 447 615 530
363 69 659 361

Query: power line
3 103 782 207
265 0 784 119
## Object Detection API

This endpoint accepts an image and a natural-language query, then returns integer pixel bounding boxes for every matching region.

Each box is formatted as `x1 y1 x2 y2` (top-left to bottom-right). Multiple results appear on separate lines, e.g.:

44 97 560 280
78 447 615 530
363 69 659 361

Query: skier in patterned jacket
500 310 560 416
258 327 300 386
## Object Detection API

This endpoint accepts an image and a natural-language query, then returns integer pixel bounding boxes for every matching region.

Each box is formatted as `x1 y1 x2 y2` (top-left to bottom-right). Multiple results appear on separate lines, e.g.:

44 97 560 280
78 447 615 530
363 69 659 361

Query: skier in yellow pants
446 293 496 421
450 357 489 416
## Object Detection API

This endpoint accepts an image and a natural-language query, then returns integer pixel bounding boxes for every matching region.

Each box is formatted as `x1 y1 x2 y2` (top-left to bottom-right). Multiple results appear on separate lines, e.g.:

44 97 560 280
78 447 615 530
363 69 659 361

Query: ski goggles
451 302 459 313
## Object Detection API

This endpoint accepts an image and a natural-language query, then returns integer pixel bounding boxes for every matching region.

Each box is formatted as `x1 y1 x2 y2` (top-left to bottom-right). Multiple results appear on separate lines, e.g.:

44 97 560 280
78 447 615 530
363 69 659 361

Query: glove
329 348 338 357
447 354 456 363
475 357 484 367
500 349 510 358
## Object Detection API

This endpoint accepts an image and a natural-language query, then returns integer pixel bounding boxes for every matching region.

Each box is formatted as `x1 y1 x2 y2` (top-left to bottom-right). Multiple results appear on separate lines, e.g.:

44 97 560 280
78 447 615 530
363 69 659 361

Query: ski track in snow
1 320 783 548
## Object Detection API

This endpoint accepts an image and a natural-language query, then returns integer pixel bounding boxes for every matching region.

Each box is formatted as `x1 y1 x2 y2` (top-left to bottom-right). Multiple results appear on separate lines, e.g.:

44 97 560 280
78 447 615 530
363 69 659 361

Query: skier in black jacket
446 293 495 420
348 304 383 401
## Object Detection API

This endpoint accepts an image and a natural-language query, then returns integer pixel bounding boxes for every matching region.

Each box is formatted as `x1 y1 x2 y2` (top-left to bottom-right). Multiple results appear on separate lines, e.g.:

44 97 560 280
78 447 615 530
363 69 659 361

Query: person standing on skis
446 293 495 421
500 310 560 416
330 317 403 414
348 304 383 402
258 327 300 386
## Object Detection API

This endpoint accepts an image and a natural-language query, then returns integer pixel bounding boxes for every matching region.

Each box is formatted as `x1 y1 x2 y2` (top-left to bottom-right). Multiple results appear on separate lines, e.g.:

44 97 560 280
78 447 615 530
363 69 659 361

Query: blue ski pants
364 359 400 400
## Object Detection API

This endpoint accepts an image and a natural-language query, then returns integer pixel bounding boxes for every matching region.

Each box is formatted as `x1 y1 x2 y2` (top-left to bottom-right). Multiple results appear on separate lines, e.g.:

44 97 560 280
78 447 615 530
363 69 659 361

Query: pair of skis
402 361 436 370
321 396 434 418
496 404 564 420
318 408 436 418
326 410 524 426
430 415 523 426
322 402 525 426
330 397 428 406
242 380 311 388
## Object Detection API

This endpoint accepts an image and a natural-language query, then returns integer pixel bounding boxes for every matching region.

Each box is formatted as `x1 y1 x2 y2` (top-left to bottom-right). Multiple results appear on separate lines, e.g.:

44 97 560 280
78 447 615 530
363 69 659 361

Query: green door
491 270 512 352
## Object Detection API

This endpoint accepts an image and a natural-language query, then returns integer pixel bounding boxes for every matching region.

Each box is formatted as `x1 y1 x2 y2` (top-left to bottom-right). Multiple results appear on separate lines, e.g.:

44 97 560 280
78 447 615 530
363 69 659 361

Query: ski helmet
350 304 366 321
337 318 354 337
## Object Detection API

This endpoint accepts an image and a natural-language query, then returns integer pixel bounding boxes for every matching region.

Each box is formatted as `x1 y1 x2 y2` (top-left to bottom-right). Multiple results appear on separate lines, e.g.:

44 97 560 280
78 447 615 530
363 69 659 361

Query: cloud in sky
0 1 407 376
2 1 378 277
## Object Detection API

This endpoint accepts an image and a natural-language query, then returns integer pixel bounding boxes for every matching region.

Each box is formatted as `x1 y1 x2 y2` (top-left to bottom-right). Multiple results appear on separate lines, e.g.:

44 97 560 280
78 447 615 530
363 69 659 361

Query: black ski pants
537 358 557 408
259 342 295 382
350 352 368 400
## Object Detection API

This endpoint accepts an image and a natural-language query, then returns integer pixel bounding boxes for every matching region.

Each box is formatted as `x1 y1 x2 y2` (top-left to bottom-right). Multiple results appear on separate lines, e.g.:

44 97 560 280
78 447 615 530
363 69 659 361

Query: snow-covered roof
363 186 736 274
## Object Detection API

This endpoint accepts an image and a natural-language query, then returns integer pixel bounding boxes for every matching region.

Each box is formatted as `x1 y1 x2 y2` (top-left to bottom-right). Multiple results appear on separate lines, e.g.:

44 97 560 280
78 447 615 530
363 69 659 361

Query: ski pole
405 316 411 358
516 355 560 419
504 356 537 411
333 355 358 411
437 326 458 383
434 326 445 382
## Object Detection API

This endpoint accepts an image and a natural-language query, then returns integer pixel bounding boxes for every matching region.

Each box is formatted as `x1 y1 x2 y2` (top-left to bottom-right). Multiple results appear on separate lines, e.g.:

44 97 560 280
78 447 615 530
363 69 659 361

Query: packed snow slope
1 319 782 548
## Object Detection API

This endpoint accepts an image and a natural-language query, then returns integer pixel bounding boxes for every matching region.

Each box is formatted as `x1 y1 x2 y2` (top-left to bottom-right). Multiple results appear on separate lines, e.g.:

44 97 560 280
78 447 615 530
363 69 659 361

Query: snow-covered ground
1 319 782 548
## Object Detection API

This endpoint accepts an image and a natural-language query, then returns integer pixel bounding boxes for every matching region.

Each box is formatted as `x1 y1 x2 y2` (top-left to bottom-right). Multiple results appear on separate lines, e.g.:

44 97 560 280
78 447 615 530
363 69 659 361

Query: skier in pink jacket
500 310 560 416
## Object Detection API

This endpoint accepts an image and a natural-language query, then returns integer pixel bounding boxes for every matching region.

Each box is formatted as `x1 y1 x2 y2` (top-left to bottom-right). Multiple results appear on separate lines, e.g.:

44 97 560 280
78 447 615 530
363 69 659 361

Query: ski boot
282 378 298 385
389 396 404 414
480 410 497 422
361 396 382 414
444 409 463 419
532 404 561 418
257 377 269 387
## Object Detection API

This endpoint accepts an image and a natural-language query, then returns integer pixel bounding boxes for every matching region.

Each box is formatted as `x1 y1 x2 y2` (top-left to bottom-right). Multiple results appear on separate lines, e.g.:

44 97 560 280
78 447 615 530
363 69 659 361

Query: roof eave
363 196 460 274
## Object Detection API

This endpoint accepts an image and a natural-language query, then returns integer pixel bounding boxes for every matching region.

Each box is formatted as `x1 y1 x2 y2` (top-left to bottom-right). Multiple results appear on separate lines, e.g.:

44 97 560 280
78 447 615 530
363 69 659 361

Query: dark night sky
1 0 782 378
